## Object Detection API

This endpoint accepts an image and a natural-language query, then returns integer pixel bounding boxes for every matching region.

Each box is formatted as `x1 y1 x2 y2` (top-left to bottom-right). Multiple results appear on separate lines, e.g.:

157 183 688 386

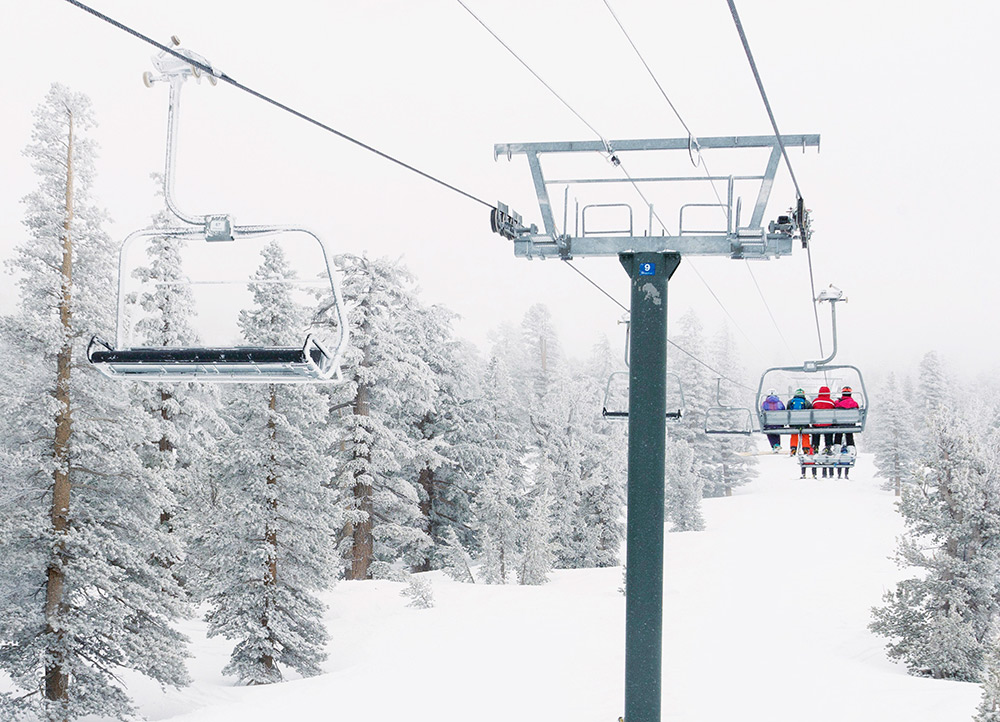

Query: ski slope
106 454 980 722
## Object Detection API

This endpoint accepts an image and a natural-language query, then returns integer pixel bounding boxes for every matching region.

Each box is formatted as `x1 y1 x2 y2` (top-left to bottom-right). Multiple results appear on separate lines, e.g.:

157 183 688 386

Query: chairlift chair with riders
755 286 868 437
88 39 348 383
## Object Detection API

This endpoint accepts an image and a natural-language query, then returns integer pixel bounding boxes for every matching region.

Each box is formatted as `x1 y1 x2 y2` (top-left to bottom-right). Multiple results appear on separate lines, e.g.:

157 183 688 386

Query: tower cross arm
495 134 820 158
513 233 793 260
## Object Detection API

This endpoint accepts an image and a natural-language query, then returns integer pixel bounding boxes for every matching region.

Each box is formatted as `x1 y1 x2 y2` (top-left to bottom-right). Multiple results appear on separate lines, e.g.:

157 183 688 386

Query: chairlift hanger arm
804 286 846 370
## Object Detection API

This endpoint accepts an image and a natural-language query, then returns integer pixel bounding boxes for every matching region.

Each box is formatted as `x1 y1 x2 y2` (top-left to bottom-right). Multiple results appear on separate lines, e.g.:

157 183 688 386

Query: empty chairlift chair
88 40 348 383
704 378 757 435
601 371 685 421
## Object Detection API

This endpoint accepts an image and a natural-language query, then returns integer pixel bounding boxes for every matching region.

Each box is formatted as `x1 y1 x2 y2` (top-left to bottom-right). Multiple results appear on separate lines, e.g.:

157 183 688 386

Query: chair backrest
761 407 865 430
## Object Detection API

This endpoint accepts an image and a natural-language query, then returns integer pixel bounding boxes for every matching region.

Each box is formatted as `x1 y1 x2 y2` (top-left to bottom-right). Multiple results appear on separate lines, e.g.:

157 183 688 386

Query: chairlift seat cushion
89 344 331 382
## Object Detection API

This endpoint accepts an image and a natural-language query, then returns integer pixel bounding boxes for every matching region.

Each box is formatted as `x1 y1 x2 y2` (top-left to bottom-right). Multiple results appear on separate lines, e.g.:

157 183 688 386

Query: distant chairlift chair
704 378 757 435
601 370 685 421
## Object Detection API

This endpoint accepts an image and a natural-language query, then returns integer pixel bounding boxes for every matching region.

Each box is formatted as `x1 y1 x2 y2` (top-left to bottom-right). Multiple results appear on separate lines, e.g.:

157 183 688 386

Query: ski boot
790 446 797 456
812 468 818 478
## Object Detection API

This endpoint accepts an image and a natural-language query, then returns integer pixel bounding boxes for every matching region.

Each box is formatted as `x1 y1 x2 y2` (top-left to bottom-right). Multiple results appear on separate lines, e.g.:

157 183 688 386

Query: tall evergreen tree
0 84 189 720
665 436 705 532
917 351 950 418
400 303 479 572
870 372 921 496
575 336 627 567
128 210 220 588
702 324 757 497
870 406 1000 681
467 354 525 583
668 309 715 512
334 255 435 580
976 648 1000 722
202 242 337 684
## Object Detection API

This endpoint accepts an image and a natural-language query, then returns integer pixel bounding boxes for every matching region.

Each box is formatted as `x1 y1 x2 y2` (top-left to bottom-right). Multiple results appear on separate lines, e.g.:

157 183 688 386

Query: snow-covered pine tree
520 303 562 408
702 324 757 497
203 241 337 684
917 350 950 418
400 575 435 609
476 457 520 584
399 302 479 573
575 335 627 567
333 255 436 580
517 306 603 569
870 405 1000 681
518 482 555 585
128 209 223 588
468 354 524 584
870 372 921 496
0 84 189 720
541 377 595 568
976 647 1000 722
665 435 705 532
668 309 716 498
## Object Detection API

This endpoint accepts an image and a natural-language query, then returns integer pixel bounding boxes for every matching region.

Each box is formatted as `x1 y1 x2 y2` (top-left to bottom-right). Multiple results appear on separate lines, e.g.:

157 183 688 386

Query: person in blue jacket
761 388 785 451
785 388 813 456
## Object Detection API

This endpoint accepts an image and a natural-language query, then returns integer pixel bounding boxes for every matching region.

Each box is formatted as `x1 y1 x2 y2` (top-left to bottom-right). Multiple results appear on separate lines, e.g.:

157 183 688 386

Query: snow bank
99 455 982 721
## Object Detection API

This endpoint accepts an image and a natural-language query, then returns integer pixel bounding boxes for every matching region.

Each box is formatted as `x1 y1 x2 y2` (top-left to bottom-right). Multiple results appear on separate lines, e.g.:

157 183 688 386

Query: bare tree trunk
158 389 175 528
260 386 279 677
45 110 74 716
414 463 435 573
349 343 373 581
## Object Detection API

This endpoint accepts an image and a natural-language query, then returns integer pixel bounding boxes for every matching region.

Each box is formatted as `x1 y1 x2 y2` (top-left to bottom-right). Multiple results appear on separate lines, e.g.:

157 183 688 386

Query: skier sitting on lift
785 388 813 456
761 389 785 452
833 386 860 452
810 386 837 458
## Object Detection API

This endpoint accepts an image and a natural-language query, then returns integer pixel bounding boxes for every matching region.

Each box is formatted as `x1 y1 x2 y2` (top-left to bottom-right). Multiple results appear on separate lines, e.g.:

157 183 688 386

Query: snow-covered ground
109 454 980 721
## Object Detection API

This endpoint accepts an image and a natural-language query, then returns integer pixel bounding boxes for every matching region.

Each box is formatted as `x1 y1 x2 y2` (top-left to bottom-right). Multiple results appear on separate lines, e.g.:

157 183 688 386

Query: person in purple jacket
761 388 785 451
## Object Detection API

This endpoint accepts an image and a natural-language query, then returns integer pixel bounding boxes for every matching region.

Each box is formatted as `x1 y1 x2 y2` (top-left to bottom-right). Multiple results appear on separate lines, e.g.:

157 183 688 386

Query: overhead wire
602 0 793 358
60 0 767 394
561 261 755 392
725 0 825 356
60 0 496 212
455 0 768 357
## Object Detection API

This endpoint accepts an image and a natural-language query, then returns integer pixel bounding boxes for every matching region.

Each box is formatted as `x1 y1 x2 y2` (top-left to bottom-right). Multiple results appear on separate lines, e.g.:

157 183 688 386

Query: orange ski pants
790 433 812 451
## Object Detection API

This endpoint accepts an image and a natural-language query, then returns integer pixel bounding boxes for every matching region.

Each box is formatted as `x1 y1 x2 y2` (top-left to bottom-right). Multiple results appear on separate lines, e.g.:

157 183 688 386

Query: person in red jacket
810 386 837 457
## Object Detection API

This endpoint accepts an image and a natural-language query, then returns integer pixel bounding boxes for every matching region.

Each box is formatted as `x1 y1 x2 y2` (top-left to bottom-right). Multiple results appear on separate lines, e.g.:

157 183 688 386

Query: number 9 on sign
639 262 655 276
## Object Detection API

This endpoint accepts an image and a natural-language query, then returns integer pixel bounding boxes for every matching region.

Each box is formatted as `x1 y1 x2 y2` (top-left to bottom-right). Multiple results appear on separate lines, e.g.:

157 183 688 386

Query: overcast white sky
2 0 998 384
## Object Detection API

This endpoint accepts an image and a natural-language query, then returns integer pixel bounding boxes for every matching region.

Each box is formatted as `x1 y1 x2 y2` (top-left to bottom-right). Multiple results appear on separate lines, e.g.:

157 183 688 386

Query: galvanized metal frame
494 134 819 260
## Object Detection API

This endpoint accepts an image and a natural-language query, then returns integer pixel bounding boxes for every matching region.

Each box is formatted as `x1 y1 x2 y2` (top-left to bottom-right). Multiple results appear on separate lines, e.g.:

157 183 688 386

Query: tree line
0 84 756 721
